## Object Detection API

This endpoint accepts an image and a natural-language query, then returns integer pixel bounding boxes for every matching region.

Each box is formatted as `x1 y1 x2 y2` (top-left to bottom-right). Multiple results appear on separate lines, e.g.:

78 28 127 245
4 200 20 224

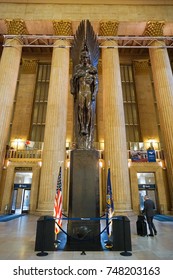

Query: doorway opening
137 172 158 212
11 172 32 214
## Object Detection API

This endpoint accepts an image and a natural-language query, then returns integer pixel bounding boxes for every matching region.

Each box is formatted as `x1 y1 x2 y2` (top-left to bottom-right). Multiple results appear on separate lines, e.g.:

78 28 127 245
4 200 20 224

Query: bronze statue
71 20 99 149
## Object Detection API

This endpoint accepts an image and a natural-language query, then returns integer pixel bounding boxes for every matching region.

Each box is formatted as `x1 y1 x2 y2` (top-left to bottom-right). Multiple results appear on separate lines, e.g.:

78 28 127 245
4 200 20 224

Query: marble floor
0 213 173 260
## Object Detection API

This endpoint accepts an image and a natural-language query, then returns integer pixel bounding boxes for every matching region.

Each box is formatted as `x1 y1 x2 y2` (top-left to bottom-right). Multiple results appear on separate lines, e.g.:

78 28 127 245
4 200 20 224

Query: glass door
22 189 31 212
137 172 158 212
11 171 32 214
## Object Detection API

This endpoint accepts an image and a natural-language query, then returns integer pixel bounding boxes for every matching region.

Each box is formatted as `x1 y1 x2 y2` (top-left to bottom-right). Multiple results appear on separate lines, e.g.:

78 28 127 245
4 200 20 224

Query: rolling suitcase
136 215 147 236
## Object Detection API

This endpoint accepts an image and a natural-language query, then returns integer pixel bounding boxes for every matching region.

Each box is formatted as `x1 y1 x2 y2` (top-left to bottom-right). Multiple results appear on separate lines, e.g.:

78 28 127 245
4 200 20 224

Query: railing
128 142 164 161
6 140 44 160
128 141 161 151
6 140 164 161
9 140 44 151
127 149 164 161
6 149 42 159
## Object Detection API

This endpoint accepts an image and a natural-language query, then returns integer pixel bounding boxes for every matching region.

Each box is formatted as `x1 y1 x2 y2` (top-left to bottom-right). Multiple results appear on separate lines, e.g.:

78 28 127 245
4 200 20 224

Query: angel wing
71 19 99 71
71 20 86 72
85 19 99 68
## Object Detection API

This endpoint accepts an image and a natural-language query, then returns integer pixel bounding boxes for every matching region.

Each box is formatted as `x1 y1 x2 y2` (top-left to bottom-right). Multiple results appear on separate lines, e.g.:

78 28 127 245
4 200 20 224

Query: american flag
106 167 114 236
53 166 63 234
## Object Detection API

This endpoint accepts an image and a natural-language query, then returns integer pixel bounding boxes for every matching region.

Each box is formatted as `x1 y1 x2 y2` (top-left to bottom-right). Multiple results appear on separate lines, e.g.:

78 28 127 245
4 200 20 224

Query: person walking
142 195 157 237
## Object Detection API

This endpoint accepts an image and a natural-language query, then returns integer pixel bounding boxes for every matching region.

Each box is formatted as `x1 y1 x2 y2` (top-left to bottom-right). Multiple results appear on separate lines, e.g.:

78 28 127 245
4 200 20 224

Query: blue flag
106 168 114 236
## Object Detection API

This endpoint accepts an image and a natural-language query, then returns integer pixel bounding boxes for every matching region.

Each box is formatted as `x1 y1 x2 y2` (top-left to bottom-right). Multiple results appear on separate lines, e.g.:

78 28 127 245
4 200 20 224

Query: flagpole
53 162 63 248
105 163 114 249
55 162 60 242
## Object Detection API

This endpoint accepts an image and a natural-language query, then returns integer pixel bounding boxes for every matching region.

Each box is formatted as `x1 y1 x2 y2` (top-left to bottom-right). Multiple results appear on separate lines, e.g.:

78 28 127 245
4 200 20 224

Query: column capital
99 20 119 36
5 19 28 35
53 20 72 36
22 59 38 74
144 21 165 37
133 59 150 74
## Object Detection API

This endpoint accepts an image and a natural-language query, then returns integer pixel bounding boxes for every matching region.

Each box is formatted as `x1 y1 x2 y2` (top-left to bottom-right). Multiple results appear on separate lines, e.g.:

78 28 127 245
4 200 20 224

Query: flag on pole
25 140 35 149
106 167 114 236
53 166 63 234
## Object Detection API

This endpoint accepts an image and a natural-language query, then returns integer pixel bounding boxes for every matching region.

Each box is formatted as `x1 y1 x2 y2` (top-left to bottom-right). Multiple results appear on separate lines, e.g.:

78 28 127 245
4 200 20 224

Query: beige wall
0 2 173 22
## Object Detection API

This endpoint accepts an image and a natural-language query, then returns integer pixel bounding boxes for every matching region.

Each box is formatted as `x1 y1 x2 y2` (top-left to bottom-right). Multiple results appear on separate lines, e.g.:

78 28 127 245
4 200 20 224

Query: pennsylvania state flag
106 168 114 236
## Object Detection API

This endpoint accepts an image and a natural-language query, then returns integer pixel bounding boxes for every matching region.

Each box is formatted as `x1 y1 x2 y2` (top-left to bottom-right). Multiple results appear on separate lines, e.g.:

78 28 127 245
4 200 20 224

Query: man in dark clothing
142 195 157 237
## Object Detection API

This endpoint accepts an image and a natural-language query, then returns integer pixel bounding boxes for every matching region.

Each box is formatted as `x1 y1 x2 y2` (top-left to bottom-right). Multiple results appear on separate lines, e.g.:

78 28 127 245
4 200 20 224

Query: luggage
136 215 147 236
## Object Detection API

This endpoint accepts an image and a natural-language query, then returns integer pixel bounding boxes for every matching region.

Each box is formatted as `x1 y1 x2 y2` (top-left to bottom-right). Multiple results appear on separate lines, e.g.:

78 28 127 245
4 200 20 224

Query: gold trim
5 19 28 35
144 21 165 37
53 20 72 36
99 20 119 36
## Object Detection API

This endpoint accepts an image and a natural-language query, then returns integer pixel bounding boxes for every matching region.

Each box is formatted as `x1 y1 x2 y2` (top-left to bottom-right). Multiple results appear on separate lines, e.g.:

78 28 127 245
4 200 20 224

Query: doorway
11 172 32 214
137 172 158 212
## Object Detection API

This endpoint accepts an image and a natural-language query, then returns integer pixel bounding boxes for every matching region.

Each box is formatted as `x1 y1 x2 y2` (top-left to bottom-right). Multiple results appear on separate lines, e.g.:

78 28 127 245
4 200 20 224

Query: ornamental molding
22 59 38 74
133 60 150 74
5 19 28 35
53 20 72 36
144 21 165 37
99 20 119 36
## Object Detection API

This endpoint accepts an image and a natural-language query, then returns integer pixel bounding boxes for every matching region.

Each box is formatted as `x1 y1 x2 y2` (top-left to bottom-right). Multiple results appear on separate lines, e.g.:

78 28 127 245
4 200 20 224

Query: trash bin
35 216 55 251
112 215 132 251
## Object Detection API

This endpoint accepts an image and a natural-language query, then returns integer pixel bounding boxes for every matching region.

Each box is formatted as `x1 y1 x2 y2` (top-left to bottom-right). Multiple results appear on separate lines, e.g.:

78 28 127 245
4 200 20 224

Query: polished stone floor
0 213 173 260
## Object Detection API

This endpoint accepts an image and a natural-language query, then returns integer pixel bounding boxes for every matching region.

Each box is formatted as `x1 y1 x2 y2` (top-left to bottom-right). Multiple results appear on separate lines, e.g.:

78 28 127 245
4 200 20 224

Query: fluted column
37 20 72 213
0 19 27 181
99 21 132 212
66 61 74 146
11 59 38 141
97 60 104 145
133 59 159 142
145 21 173 209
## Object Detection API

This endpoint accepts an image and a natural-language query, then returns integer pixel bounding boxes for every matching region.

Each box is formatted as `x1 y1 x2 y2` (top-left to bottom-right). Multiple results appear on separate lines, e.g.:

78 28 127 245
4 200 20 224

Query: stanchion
81 251 86 255
37 251 48 257
36 216 48 257
120 216 132 256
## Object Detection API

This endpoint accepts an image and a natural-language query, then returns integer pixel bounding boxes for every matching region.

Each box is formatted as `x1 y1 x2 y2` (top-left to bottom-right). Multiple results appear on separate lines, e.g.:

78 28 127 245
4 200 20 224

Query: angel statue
71 20 99 149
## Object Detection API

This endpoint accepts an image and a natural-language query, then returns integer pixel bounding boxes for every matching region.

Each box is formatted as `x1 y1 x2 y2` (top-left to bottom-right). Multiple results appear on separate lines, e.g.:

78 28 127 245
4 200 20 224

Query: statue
71 20 99 149
71 47 98 136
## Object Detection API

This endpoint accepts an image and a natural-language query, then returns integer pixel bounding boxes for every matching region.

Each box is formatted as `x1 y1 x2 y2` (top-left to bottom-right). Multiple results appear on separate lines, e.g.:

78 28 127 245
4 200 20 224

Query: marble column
97 60 104 147
96 61 106 212
99 21 132 212
37 20 72 214
0 19 27 181
145 21 173 210
10 59 38 141
133 59 159 143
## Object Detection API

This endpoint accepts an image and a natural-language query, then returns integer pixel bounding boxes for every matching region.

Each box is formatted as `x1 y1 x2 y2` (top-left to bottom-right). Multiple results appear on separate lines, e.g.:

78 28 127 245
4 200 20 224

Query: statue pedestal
67 149 101 250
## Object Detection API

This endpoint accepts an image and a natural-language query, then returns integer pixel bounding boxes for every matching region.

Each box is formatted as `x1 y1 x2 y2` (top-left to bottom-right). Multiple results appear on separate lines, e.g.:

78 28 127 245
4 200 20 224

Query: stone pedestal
67 149 101 250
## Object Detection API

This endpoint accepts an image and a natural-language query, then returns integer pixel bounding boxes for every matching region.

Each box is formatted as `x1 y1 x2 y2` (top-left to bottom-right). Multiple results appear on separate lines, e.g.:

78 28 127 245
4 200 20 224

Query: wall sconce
159 160 166 170
147 138 158 150
11 138 24 150
67 160 70 168
3 160 10 169
66 141 70 150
